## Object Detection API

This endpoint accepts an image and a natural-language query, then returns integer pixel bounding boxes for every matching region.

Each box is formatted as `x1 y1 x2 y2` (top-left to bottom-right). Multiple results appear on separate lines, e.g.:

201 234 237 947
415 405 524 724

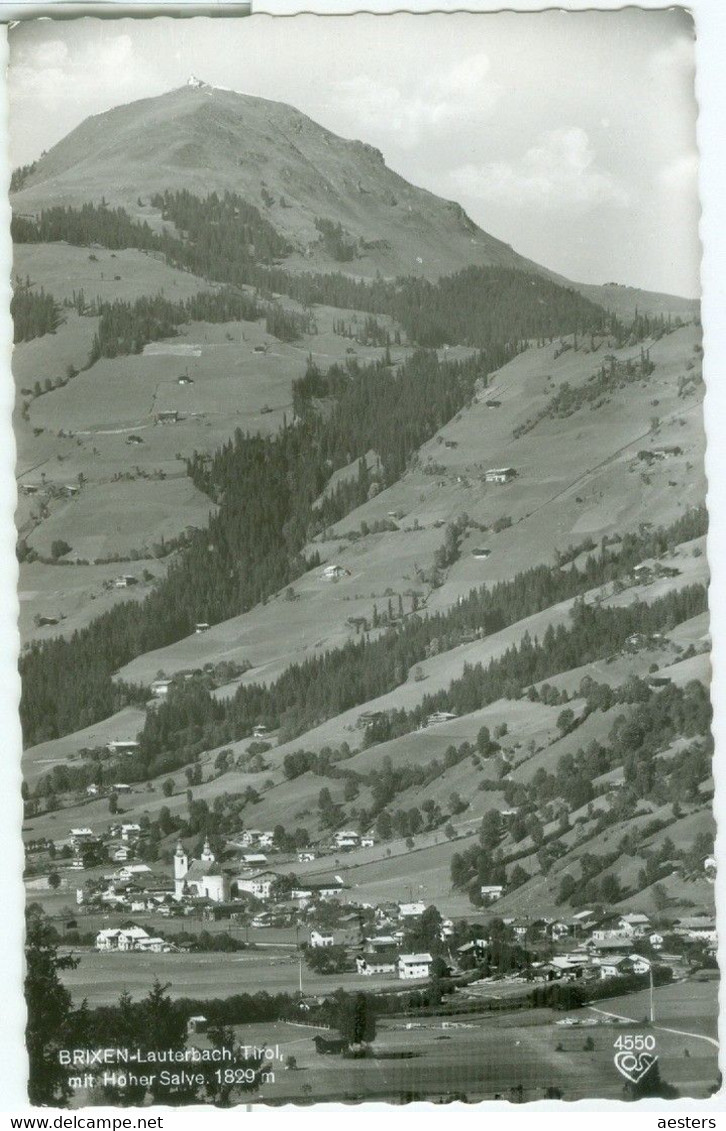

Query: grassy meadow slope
20 313 713 921
14 256 411 636
13 243 216 305
110 322 704 689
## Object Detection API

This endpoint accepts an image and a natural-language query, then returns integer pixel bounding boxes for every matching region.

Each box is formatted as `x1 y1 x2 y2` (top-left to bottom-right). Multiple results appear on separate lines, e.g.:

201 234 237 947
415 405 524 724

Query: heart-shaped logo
613 1051 658 1084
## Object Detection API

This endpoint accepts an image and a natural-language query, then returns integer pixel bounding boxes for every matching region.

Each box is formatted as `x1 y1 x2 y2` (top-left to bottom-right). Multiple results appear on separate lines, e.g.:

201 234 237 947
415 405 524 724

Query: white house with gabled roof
399 901 426 918
96 928 122 950
618 913 650 936
398 953 433 980
234 870 277 901
310 929 335 948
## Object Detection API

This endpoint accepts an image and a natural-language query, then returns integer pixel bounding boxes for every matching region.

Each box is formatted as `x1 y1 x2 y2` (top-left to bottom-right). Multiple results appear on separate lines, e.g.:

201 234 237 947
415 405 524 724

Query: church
173 839 228 903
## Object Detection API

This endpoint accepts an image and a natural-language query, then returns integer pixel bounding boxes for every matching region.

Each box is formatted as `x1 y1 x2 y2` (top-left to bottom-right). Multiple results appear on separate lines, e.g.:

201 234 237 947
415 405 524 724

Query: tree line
12 193 616 350
88 287 262 361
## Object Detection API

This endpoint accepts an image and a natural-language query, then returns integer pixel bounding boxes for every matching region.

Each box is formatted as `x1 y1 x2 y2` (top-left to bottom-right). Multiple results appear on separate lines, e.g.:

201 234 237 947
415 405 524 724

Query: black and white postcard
6 4 720 1109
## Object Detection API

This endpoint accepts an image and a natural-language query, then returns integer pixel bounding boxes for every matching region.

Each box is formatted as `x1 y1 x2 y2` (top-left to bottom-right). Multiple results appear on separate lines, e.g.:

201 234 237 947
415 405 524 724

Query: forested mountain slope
12 80 697 319
14 83 709 921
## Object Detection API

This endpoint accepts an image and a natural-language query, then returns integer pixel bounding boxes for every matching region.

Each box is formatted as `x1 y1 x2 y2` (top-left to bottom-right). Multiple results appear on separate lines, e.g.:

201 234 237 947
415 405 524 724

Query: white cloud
429 52 491 100
10 34 143 115
648 35 695 82
656 152 698 195
32 40 69 69
450 127 630 210
329 51 500 148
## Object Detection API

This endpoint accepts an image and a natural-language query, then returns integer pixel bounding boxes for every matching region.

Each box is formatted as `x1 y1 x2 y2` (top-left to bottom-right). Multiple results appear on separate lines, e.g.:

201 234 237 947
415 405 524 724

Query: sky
7 9 700 297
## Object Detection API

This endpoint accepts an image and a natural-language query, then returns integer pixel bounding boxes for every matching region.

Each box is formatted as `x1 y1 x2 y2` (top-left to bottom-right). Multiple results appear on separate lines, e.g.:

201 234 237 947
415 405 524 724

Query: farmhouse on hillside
321 564 350 581
106 739 140 755
114 574 138 589
426 711 457 726
485 467 517 484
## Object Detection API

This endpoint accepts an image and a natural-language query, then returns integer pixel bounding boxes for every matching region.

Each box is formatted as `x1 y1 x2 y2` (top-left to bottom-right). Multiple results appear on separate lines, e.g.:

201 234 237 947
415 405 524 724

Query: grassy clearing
21 705 147 786
202 980 718 1102
13 312 99 401
18 558 167 646
26 475 215 560
13 242 216 305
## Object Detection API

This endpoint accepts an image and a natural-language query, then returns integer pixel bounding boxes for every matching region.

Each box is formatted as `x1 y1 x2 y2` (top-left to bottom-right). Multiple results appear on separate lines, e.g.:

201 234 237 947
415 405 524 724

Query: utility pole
649 963 655 1024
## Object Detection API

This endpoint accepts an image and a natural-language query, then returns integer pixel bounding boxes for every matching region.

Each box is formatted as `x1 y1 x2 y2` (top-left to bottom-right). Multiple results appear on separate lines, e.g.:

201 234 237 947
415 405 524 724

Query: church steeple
174 840 188 881
201 838 215 865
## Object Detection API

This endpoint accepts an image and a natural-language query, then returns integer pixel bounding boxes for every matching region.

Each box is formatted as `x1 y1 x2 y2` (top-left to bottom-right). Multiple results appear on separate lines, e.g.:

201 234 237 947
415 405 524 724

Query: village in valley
69 821 716 985
23 786 718 1102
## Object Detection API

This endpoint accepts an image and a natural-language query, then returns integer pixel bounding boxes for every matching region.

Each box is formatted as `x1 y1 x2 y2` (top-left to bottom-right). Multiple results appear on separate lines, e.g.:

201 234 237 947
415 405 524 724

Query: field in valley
59 946 398 1006
190 979 719 1104
56 939 719 1102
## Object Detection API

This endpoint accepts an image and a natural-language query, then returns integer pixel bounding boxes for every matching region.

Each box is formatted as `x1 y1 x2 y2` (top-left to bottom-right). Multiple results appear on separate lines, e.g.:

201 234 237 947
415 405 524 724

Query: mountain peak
7 81 697 316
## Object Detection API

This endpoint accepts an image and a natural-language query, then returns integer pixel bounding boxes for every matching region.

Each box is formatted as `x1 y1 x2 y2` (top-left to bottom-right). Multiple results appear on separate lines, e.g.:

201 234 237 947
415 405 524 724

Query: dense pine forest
11 191 289 266
88 288 262 360
11 285 61 343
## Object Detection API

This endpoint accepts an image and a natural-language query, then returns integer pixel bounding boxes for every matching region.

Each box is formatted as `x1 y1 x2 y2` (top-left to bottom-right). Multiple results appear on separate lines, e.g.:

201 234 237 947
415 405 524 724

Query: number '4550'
613 1035 656 1051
